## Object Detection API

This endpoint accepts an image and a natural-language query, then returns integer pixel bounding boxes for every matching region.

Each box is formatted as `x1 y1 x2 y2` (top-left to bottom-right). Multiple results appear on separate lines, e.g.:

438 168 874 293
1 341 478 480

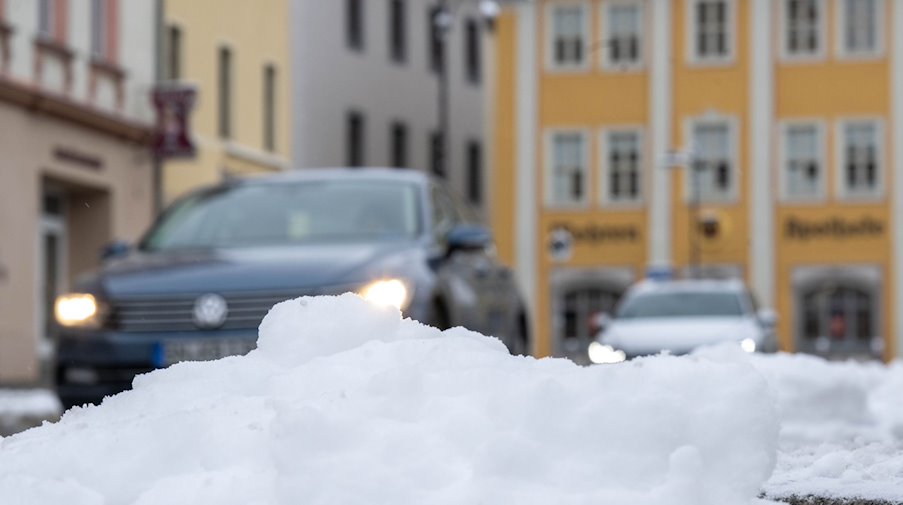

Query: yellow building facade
161 0 293 203
491 0 902 362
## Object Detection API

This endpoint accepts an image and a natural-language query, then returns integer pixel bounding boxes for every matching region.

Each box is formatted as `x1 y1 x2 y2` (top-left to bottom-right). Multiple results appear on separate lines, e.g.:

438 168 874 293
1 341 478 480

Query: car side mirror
757 308 778 329
101 240 131 261
446 224 492 256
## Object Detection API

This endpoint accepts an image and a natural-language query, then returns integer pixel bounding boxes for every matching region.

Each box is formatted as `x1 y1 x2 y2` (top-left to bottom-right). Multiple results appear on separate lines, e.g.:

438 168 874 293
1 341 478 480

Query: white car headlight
55 293 101 328
358 279 411 310
740 338 757 353
588 341 627 365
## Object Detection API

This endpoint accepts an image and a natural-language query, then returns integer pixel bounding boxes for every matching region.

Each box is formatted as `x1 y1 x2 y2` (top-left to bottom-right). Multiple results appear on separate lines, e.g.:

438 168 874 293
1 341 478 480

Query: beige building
0 0 157 383
161 0 293 203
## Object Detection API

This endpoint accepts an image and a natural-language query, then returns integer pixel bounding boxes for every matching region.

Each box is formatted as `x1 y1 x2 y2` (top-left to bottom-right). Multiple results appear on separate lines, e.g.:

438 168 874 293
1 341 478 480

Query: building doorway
39 189 67 370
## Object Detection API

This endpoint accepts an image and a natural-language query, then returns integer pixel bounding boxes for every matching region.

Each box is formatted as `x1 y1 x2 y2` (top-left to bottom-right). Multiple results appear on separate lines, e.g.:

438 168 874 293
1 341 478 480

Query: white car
588 279 778 364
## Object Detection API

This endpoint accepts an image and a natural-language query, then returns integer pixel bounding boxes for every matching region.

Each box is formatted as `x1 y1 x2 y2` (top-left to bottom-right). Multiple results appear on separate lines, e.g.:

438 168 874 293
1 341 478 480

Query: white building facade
292 0 490 212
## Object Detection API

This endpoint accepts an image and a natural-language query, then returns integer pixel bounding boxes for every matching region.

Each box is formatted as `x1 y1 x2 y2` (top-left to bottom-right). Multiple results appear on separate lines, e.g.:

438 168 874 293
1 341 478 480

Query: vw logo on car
193 293 228 329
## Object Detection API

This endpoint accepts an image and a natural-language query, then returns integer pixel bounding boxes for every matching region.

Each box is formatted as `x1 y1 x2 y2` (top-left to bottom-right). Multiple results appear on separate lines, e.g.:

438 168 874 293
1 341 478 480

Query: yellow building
160 0 292 203
490 0 902 362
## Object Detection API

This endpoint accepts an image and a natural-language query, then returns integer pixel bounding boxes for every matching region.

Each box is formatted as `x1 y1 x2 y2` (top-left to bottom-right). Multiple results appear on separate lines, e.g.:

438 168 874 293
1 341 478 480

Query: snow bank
0 295 779 505
745 353 903 501
0 389 61 436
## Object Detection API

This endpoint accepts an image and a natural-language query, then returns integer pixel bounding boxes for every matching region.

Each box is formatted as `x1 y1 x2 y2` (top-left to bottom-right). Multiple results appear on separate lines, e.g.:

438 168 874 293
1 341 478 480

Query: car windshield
141 180 422 250
617 291 744 319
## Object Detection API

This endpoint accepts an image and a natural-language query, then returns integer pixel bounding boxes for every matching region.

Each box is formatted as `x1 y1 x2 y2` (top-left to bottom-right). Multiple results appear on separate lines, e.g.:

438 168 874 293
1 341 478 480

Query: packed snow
0 294 780 505
747 352 903 502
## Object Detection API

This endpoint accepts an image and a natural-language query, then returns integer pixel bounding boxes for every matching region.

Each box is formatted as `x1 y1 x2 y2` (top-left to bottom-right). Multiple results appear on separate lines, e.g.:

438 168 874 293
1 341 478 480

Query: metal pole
689 162 701 278
152 0 165 214
437 0 451 179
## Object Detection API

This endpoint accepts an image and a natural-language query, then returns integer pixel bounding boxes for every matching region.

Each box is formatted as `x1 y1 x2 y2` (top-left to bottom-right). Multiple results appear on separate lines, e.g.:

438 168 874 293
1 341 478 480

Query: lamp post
430 0 505 179
663 149 701 279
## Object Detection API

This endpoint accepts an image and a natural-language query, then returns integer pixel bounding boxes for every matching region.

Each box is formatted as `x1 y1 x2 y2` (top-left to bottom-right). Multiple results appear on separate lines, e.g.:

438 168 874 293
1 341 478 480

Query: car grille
109 291 317 333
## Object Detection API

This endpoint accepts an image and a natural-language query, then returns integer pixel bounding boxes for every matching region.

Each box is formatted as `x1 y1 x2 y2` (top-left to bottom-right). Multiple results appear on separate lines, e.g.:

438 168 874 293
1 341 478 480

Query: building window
689 0 734 63
428 6 445 74
794 266 883 360
689 120 735 203
38 0 56 39
263 65 276 152
467 141 483 204
838 119 882 200
839 0 882 58
166 25 182 81
783 0 824 59
430 131 444 177
603 2 643 69
782 122 824 200
602 129 642 204
347 111 366 167
464 18 481 84
549 3 588 70
90 0 107 59
389 0 406 63
347 0 364 51
548 131 588 207
390 121 408 168
218 47 232 139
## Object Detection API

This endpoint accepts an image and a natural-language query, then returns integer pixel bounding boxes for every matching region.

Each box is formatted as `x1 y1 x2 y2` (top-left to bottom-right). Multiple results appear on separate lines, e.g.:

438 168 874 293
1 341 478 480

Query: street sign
151 84 197 159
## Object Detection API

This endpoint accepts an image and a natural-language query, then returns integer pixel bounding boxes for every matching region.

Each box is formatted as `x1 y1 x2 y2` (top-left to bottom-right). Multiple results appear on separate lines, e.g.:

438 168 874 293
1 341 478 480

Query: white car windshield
617 291 744 319
141 180 422 250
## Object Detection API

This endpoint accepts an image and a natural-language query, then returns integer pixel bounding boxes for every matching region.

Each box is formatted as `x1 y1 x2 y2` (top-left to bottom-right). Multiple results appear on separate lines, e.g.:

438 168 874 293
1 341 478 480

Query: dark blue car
54 169 530 408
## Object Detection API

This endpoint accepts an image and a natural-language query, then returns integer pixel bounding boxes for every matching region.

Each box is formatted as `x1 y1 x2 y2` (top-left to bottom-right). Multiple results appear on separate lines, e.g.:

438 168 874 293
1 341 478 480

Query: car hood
601 317 759 357
88 242 421 297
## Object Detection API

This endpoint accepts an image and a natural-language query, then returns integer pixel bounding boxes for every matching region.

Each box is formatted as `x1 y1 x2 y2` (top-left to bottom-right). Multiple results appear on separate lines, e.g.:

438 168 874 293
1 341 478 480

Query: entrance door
39 190 67 359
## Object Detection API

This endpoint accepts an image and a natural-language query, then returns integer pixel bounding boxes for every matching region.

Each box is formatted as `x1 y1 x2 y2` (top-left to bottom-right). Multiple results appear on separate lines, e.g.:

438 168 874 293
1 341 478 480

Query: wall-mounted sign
548 227 574 262
548 223 640 244
784 216 885 241
151 85 197 159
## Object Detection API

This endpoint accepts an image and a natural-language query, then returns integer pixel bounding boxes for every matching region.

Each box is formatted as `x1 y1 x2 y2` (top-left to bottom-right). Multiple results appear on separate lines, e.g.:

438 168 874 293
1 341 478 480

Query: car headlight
54 293 101 328
588 341 626 364
358 279 412 310
740 338 757 353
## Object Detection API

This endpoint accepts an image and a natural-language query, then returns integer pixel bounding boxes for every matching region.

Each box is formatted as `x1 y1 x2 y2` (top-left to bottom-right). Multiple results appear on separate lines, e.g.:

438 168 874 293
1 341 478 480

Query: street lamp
430 0 519 178
662 149 702 279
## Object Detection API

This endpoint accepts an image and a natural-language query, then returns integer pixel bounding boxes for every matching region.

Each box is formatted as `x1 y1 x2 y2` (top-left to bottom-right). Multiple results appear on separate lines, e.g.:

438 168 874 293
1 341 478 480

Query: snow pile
0 295 779 505
748 353 903 501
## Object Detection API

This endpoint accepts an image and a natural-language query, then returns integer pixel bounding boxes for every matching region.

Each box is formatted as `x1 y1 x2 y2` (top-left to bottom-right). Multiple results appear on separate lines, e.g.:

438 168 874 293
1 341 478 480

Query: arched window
793 266 882 360
562 285 623 341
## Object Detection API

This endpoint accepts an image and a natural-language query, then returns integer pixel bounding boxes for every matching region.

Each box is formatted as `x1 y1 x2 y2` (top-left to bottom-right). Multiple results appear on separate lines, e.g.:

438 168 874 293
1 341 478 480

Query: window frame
90 0 107 60
389 0 407 63
263 64 277 153
466 140 483 204
835 0 885 60
600 0 645 72
346 0 365 52
390 120 408 169
685 0 737 66
779 0 828 63
166 24 183 81
835 117 885 202
217 45 233 140
778 119 827 203
464 17 481 84
545 1 592 73
346 110 366 168
599 126 645 207
545 128 591 209
38 0 56 39
683 115 740 204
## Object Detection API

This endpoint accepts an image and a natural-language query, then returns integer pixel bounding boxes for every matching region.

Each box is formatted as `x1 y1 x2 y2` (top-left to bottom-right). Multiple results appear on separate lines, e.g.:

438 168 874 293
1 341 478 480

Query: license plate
154 339 257 367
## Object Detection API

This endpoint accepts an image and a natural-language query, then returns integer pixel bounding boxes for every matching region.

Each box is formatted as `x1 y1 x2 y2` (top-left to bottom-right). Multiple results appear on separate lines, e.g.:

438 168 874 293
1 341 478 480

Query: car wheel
509 311 531 356
430 299 451 331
